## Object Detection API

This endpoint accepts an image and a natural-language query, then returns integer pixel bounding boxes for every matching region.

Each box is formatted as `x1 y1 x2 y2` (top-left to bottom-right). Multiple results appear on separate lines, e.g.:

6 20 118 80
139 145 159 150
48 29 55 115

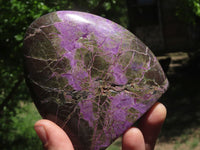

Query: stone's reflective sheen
23 11 168 150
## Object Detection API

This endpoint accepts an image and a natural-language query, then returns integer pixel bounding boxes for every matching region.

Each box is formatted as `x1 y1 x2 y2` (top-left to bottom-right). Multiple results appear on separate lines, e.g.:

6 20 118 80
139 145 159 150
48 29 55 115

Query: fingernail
34 125 47 144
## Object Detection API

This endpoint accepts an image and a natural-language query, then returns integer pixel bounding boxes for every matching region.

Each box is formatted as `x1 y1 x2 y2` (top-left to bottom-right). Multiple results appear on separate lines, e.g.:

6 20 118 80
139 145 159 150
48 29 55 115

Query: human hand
34 102 166 150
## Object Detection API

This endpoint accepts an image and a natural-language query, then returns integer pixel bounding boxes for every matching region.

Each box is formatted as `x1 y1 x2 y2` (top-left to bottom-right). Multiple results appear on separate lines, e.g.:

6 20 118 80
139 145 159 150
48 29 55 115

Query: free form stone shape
23 11 168 150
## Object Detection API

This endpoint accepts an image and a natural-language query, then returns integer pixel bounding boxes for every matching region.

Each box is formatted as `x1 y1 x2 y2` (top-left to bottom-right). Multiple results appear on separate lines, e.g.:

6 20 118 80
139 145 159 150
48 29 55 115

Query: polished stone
23 11 168 150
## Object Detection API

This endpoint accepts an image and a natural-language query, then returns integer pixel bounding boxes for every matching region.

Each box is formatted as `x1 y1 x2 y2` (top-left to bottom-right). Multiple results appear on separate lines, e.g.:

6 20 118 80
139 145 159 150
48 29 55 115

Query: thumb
34 119 74 150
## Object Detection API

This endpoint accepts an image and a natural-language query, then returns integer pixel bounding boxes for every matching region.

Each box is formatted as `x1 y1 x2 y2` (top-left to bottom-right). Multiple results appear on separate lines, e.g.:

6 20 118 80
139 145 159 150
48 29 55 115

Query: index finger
138 102 167 150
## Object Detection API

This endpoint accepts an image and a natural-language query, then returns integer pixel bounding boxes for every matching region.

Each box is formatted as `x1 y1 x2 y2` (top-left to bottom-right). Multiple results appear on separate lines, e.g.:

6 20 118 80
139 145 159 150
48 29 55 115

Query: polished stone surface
23 11 168 150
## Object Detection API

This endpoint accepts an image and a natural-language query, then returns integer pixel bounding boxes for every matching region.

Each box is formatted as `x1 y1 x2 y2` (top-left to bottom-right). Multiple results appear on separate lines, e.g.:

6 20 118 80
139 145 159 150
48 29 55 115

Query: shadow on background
159 51 200 139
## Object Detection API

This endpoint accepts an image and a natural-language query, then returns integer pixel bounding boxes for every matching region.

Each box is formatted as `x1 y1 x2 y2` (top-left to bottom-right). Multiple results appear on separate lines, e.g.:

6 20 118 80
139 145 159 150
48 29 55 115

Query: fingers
139 102 167 150
34 119 74 150
122 102 166 150
122 127 145 150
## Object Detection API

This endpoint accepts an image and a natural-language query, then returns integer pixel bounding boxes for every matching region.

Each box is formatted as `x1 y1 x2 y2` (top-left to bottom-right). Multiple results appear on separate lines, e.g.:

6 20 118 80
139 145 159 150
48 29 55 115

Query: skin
34 102 167 150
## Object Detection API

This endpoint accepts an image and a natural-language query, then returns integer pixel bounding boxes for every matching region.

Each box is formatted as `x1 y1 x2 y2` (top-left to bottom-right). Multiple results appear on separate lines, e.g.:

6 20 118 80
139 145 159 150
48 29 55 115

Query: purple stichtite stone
23 11 168 150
